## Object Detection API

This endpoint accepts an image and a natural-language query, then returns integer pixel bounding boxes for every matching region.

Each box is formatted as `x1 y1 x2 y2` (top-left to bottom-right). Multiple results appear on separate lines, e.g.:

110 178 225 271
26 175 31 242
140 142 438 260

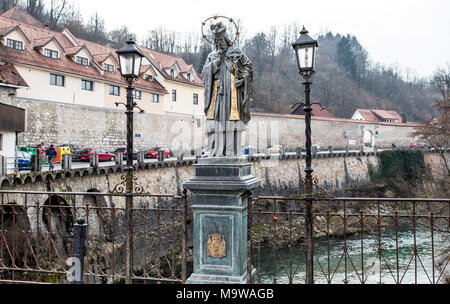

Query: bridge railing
249 196 450 284
1 190 449 284
0 190 188 284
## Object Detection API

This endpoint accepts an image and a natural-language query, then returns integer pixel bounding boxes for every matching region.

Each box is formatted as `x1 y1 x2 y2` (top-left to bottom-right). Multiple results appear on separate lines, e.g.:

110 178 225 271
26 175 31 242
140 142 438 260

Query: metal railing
0 190 188 284
1 190 449 284
248 196 450 284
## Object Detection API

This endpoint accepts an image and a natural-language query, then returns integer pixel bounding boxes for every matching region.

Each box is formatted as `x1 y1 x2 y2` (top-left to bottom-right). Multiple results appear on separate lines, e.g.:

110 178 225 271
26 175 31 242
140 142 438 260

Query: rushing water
255 226 449 284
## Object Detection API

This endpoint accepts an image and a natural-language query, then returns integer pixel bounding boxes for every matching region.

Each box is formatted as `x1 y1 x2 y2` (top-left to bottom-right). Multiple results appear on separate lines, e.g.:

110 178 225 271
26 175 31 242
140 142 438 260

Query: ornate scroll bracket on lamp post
115 39 145 284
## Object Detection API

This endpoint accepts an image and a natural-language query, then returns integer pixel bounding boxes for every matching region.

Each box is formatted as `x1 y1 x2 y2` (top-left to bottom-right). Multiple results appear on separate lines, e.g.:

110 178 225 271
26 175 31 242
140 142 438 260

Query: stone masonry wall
12 98 421 152
6 152 447 196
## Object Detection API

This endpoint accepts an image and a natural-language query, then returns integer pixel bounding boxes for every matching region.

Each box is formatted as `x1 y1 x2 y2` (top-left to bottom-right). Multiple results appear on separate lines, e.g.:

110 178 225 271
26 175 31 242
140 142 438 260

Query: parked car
268 145 283 154
241 145 257 155
145 146 173 159
114 147 138 160
78 148 116 162
17 151 32 171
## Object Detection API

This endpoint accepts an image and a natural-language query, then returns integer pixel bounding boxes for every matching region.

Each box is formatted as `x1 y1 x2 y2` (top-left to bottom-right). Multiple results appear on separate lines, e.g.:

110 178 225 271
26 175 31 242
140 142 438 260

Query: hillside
1 2 439 121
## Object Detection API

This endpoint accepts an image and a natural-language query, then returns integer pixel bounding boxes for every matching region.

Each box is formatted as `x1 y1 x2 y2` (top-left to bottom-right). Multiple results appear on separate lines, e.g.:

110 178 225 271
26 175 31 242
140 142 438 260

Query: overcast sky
75 0 449 78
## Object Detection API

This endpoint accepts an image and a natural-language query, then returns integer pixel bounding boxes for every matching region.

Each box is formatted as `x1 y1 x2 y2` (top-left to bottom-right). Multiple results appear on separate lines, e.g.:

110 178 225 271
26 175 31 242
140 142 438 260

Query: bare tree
48 0 67 29
108 26 136 49
412 65 450 176
0 0 21 14
26 0 45 20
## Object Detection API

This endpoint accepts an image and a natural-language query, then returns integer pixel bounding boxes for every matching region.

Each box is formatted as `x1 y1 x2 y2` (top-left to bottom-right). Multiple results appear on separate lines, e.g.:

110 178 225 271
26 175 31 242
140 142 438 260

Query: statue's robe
202 46 253 157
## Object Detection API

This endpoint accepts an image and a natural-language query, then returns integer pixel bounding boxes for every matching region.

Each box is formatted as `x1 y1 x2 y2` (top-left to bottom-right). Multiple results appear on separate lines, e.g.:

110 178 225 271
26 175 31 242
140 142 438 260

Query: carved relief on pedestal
207 234 227 258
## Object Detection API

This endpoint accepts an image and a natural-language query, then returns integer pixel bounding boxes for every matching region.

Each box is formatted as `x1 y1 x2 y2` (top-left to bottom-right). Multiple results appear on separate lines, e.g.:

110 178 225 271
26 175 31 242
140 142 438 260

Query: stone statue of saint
202 21 253 157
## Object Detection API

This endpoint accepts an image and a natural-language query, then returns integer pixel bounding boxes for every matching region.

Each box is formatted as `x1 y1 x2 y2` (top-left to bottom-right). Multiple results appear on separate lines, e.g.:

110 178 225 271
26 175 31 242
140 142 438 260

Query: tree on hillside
48 0 68 29
26 0 45 21
0 0 20 13
336 35 357 79
108 26 136 49
86 12 109 45
197 41 212 73
412 65 450 176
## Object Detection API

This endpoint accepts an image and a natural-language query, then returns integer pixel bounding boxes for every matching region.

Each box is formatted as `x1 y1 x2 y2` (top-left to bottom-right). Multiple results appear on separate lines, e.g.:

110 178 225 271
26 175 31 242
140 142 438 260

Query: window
170 69 174 77
109 85 120 96
81 79 94 91
172 90 176 101
6 38 23 51
76 56 89 66
193 93 198 105
44 48 59 59
151 94 159 103
133 90 142 100
104 63 114 73
50 73 64 86
145 74 153 82
187 73 191 81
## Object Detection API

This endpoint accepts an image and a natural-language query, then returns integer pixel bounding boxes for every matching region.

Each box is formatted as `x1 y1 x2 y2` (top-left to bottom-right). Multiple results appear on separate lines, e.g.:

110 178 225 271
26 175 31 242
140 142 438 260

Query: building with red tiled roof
0 61 27 161
0 6 204 117
351 109 403 124
0 62 29 88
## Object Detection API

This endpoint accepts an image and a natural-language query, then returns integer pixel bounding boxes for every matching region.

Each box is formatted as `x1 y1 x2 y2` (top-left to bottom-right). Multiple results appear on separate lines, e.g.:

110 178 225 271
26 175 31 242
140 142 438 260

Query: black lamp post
292 26 318 284
116 39 145 284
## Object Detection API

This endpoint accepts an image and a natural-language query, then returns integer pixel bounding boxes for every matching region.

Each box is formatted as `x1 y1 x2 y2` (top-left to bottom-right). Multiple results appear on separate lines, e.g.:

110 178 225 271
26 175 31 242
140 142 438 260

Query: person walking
46 145 57 170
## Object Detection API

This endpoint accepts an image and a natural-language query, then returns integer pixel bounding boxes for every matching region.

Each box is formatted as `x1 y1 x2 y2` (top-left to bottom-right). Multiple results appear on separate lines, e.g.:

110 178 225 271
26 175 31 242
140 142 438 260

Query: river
255 226 449 284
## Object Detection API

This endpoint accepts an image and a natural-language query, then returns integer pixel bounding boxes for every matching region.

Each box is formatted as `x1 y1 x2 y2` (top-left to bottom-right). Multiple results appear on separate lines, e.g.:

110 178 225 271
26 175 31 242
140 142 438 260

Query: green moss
369 149 426 184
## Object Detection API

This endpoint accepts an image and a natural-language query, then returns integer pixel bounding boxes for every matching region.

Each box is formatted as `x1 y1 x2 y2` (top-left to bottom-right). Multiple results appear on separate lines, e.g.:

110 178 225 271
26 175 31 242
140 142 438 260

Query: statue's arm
203 52 221 75
235 54 253 88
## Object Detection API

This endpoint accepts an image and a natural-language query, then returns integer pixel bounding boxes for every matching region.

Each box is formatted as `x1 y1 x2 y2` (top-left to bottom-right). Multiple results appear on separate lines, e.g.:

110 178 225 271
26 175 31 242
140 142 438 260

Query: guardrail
1 190 448 284
248 196 450 284
0 190 188 284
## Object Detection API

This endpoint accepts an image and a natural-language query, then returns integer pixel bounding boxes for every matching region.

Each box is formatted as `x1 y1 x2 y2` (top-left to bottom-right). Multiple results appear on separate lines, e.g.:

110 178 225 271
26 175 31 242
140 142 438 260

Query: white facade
0 130 16 159
351 111 365 121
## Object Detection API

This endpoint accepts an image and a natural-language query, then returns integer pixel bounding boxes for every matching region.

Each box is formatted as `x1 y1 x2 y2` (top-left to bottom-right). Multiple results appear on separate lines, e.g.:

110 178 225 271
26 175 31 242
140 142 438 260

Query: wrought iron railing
1 190 449 284
0 190 188 284
248 196 450 284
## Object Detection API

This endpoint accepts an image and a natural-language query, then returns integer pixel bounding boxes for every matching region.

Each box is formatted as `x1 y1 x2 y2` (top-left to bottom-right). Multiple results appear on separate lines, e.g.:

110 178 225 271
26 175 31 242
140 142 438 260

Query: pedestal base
183 157 260 284
186 267 257 284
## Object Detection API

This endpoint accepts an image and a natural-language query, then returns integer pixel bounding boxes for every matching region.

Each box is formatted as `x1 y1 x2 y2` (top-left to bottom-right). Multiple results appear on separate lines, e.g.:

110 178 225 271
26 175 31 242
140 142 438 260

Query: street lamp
292 26 318 79
292 26 318 285
116 39 145 284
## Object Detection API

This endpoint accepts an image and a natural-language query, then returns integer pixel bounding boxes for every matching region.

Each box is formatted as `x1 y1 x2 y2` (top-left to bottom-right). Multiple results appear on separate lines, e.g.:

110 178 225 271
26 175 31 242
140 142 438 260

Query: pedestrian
392 142 396 149
46 145 57 170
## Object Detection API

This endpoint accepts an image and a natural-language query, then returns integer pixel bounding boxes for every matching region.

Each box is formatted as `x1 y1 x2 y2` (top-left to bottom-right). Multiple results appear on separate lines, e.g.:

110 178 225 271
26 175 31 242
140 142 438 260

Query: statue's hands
213 53 224 66
235 78 245 88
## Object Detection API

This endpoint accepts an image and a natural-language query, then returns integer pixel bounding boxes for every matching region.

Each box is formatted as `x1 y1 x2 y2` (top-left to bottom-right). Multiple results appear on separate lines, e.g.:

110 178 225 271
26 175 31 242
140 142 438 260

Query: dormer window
104 63 114 73
76 56 88 66
145 74 153 82
6 38 23 51
187 73 191 81
170 68 174 77
44 48 59 59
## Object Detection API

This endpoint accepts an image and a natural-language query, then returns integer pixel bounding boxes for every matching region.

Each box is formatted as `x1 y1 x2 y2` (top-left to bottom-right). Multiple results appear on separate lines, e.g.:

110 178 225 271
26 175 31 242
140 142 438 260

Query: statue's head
210 22 232 52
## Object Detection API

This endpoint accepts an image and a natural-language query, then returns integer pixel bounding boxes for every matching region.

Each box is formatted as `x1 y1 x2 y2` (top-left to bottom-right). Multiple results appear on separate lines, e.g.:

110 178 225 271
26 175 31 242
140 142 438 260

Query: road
6 147 395 175
7 156 195 175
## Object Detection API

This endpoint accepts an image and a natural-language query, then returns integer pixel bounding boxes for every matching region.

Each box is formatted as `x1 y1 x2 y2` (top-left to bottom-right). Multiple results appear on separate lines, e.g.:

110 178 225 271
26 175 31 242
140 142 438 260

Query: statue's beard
217 43 228 53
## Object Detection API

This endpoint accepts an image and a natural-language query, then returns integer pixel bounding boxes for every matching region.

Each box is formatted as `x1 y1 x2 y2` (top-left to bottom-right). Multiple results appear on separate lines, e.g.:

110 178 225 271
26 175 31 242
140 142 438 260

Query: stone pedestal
183 157 260 284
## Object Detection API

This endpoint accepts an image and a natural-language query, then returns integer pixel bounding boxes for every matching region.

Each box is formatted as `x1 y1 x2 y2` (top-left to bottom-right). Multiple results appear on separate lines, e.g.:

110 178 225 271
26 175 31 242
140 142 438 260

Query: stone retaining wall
9 98 421 152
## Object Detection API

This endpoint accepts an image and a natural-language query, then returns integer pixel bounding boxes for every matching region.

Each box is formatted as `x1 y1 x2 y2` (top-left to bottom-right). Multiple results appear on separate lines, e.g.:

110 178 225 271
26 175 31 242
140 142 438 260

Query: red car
145 146 173 159
78 148 116 162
